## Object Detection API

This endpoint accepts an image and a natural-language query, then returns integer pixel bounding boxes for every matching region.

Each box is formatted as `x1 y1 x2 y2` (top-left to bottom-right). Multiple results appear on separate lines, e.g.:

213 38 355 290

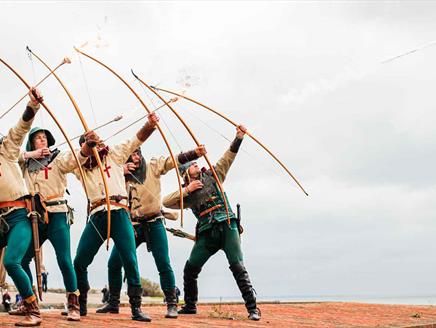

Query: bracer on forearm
22 102 40 122
136 122 156 142
178 149 199 164
230 137 243 153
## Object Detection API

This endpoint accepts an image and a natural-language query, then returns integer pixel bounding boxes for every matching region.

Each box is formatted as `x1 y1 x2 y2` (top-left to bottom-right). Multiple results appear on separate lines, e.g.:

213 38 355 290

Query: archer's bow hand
236 124 247 139
84 130 100 148
29 87 43 106
195 145 207 157
148 112 159 127
80 130 100 157
137 112 159 142
22 87 42 121
229 124 246 153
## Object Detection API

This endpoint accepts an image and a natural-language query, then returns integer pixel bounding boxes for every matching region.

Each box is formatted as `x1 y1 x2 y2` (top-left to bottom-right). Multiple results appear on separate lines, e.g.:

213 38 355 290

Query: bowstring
61 36 106 243
75 52 109 243
27 48 46 129
136 83 223 211
179 102 285 179
135 79 184 150
130 78 196 221
133 78 199 171
77 52 98 126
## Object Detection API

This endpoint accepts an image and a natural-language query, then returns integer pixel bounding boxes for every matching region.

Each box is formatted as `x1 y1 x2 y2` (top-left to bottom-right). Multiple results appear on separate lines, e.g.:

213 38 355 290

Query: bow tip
130 69 138 79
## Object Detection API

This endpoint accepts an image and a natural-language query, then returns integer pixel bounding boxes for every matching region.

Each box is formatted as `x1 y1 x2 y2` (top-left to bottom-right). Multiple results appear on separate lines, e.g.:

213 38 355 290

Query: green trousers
188 219 243 268
21 212 77 292
2 208 34 298
73 209 141 292
108 218 175 292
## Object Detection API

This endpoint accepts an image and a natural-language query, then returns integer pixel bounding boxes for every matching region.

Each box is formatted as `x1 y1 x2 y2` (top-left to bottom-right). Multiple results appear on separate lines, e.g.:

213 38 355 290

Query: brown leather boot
32 286 39 304
9 301 26 316
67 292 80 321
15 296 42 327
10 286 39 316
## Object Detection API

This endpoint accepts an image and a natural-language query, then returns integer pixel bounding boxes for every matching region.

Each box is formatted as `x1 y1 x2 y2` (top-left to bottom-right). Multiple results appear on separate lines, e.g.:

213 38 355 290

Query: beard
125 155 146 184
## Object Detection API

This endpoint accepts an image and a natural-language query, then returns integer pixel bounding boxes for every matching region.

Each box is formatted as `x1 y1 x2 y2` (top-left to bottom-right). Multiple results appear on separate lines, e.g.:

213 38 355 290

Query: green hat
178 161 192 176
26 127 55 151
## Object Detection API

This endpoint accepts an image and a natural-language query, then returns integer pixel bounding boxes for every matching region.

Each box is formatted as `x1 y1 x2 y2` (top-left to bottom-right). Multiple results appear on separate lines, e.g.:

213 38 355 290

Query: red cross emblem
104 164 111 178
43 166 52 179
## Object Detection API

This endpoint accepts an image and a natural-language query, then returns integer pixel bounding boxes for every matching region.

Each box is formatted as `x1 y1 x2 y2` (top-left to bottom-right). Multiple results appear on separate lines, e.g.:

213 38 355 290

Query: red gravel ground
2 302 436 327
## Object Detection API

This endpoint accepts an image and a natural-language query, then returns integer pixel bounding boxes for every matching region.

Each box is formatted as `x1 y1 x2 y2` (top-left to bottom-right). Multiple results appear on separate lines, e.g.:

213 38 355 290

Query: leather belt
38 194 64 223
44 200 67 207
131 212 163 223
199 204 222 217
90 195 129 213
0 199 31 216
0 200 27 209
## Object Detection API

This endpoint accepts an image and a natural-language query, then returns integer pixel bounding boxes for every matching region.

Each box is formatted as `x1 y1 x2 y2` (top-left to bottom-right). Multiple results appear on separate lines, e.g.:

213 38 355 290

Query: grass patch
208 304 245 320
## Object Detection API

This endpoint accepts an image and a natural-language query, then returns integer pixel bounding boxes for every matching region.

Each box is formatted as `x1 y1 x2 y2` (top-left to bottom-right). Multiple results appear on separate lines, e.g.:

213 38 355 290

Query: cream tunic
74 135 143 215
128 156 179 219
0 102 39 202
20 150 86 212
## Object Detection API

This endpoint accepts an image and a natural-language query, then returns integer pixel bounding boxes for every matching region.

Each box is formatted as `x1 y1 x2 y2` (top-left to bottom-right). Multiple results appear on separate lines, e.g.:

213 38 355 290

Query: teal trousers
188 219 243 268
73 209 141 292
3 208 34 298
21 212 77 292
108 218 175 292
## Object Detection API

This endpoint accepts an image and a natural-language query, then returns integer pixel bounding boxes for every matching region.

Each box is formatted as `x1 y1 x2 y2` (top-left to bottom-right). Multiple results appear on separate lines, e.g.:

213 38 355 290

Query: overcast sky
2 1 436 301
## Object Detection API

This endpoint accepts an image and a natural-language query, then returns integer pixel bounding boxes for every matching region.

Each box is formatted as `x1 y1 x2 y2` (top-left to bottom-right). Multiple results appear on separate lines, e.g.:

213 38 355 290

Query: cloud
280 64 374 105
3 2 436 302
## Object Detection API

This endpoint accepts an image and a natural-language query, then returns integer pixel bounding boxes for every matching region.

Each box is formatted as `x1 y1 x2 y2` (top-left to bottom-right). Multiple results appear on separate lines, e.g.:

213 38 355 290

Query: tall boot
96 288 120 314
230 262 261 321
67 292 81 321
163 288 178 319
178 261 201 314
127 285 151 322
78 282 90 316
15 296 42 327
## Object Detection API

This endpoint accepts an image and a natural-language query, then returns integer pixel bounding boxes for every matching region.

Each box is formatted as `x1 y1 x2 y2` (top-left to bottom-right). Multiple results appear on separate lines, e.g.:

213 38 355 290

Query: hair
79 134 85 146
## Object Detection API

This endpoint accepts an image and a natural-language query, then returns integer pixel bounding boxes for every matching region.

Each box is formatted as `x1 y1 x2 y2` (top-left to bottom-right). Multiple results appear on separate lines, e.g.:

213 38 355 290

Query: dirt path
2 302 436 327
